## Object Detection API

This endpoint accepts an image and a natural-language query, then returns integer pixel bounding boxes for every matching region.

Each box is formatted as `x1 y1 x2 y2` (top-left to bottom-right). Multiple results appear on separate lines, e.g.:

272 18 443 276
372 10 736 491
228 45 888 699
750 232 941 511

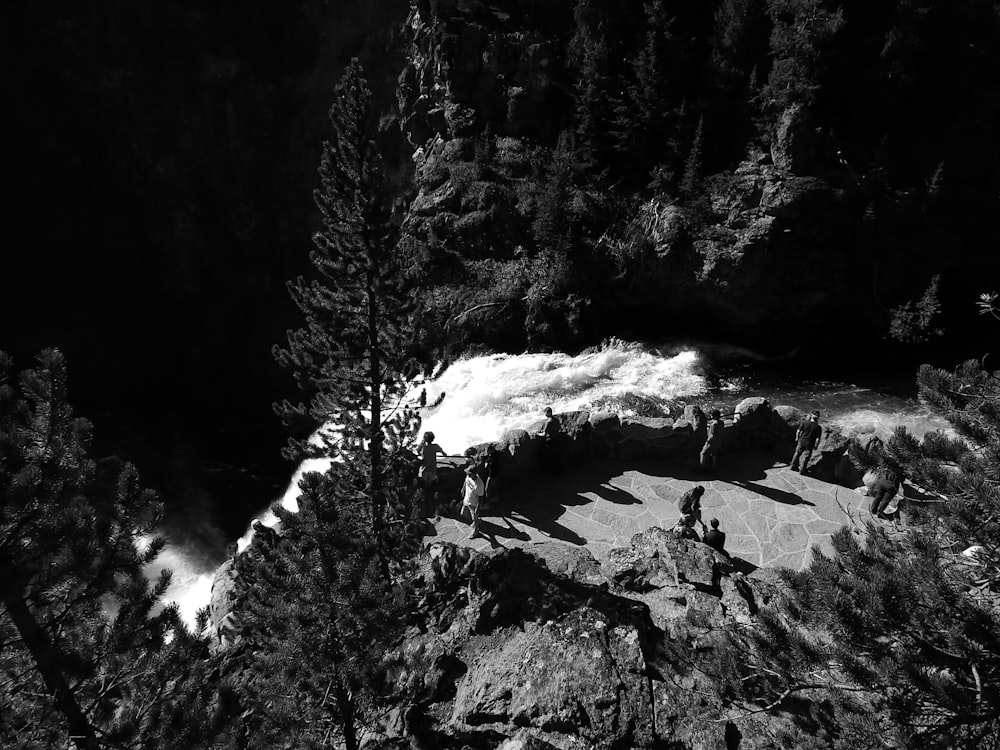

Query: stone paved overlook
428 449 872 571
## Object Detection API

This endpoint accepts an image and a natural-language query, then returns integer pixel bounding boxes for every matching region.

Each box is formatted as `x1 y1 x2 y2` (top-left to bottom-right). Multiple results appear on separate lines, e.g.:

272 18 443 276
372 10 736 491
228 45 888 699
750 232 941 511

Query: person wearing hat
699 409 725 471
791 410 822 474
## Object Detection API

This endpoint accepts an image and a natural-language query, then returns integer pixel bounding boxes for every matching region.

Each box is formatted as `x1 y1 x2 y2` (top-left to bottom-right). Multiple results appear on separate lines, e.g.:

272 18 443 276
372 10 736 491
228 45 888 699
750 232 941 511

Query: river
151 339 955 625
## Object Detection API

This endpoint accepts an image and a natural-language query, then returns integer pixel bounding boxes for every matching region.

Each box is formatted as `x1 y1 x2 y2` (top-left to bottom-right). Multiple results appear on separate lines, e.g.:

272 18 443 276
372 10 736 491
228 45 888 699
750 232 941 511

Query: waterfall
157 339 953 626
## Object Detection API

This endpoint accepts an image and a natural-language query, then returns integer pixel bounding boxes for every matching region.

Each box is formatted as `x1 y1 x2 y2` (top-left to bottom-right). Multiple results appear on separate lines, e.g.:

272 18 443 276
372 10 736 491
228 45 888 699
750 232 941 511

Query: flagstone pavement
427 450 875 571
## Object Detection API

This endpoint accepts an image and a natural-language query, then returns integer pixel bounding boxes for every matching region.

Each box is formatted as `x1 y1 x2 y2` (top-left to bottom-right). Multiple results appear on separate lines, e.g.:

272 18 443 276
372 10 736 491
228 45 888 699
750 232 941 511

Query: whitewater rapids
160 339 953 625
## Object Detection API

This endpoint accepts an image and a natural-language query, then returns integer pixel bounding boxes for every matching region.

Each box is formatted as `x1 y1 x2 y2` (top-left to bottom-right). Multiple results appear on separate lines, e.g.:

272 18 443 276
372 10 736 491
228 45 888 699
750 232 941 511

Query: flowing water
158 339 955 625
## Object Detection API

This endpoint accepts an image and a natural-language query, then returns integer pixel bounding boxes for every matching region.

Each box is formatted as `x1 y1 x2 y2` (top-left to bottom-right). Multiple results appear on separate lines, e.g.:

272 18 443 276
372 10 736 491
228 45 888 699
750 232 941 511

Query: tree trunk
335 676 358 750
367 265 384 542
1 583 99 750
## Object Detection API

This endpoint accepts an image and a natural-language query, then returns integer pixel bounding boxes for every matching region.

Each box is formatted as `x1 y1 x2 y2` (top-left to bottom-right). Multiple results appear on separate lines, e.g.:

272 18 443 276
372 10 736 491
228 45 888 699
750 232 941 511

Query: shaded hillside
394 0 1000 354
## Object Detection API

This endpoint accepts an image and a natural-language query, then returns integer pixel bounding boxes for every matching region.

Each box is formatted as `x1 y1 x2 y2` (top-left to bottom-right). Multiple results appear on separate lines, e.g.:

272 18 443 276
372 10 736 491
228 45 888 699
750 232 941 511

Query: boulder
495 428 540 483
603 527 717 594
734 397 773 432
805 428 850 480
589 411 621 433
524 542 604 586
771 104 818 174
450 608 653 748
771 404 805 448
760 176 831 219
620 416 674 442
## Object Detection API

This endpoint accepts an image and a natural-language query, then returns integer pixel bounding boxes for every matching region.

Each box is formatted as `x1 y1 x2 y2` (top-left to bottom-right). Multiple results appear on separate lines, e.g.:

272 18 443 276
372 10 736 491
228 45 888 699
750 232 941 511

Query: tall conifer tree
273 60 421 544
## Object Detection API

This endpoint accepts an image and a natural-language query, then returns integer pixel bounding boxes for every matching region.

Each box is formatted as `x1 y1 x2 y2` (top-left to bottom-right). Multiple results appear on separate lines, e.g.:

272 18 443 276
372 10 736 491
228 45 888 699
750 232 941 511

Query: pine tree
273 60 423 545
763 0 844 113
680 115 705 199
0 349 188 749
708 336 1000 748
570 0 615 170
230 465 406 750
611 0 673 170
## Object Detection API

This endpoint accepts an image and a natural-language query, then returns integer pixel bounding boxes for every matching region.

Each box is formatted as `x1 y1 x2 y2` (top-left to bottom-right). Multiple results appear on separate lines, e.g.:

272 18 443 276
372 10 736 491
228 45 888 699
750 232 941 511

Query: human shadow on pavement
641 448 781 483
503 506 588 545
477 516 531 544
725 478 813 506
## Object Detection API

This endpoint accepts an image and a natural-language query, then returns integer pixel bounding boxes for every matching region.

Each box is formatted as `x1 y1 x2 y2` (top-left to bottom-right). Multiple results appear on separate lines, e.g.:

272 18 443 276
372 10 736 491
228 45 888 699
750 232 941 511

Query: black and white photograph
3 1 1000 747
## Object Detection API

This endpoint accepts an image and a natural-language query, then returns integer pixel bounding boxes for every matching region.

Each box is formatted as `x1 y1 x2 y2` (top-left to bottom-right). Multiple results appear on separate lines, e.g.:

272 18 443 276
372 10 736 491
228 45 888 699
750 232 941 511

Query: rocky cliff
377 530 841 748
392 1 982 353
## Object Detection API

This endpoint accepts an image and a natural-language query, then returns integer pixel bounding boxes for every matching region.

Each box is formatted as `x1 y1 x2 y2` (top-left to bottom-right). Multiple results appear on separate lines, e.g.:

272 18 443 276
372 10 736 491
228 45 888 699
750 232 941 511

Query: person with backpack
460 463 486 538
678 485 707 535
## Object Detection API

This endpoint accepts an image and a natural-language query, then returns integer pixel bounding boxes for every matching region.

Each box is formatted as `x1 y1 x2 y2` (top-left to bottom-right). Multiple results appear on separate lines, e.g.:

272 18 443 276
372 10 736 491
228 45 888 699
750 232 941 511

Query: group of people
670 485 728 555
420 430 499 539
419 407 564 538
420 403 860 552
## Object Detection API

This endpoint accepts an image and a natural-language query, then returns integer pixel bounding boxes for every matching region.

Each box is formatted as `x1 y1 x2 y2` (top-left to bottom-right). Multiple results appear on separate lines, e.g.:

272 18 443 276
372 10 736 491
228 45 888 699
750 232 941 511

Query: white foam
416 341 707 452
140 535 219 628
166 339 956 625
828 406 956 442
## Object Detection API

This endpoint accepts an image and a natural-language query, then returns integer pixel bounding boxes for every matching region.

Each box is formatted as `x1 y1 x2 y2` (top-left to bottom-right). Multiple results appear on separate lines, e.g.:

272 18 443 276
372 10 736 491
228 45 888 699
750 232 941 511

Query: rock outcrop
209 399 867 644
380 531 834 748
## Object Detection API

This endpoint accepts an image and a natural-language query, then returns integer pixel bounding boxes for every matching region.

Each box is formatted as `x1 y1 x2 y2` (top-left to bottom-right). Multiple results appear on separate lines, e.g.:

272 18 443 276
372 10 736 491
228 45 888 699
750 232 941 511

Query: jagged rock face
771 105 819 175
451 608 653 747
616 158 865 344
394 2 887 350
385 532 825 748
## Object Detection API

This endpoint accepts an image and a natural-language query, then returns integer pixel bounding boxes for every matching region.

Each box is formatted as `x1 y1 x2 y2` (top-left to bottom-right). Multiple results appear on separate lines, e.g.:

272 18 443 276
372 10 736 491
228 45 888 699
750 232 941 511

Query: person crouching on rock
869 464 902 520
678 485 707 536
672 514 701 542
461 464 486 539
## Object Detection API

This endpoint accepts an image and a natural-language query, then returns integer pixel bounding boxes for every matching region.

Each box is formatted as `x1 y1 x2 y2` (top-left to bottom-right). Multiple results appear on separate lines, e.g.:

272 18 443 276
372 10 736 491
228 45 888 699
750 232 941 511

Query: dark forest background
3 0 1000 534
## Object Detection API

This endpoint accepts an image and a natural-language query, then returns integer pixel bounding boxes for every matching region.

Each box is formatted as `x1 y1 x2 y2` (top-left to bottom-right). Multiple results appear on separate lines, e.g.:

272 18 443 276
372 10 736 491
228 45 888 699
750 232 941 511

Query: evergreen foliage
233 59 430 749
0 349 202 749
230 466 406 750
273 59 424 542
709 341 1000 747
762 0 844 113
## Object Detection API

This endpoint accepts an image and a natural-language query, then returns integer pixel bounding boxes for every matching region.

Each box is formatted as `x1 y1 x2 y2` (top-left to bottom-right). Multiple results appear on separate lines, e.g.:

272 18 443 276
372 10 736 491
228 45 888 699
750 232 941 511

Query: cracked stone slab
425 454 871 574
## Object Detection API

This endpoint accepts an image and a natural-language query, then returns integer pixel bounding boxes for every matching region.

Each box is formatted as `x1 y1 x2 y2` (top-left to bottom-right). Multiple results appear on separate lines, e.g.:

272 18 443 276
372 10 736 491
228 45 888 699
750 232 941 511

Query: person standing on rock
420 431 446 487
477 448 497 508
419 431 446 513
790 410 822 474
460 464 486 538
700 409 725 471
536 406 562 473
704 518 728 555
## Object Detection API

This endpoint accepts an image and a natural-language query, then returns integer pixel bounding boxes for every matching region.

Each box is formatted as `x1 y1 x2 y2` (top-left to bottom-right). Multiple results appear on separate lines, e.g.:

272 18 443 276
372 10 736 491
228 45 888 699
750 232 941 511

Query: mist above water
161 339 953 625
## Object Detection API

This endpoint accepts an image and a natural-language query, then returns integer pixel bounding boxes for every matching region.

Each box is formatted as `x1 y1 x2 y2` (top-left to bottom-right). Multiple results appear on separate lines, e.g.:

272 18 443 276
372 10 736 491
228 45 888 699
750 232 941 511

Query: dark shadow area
502 507 588 546
726 479 813 506
475 517 531 546
632 448 781 485
728 555 759 576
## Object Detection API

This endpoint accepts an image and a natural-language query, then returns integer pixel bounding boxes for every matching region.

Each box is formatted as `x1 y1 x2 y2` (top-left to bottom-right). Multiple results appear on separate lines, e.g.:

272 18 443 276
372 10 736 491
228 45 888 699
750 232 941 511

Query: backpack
680 490 697 514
